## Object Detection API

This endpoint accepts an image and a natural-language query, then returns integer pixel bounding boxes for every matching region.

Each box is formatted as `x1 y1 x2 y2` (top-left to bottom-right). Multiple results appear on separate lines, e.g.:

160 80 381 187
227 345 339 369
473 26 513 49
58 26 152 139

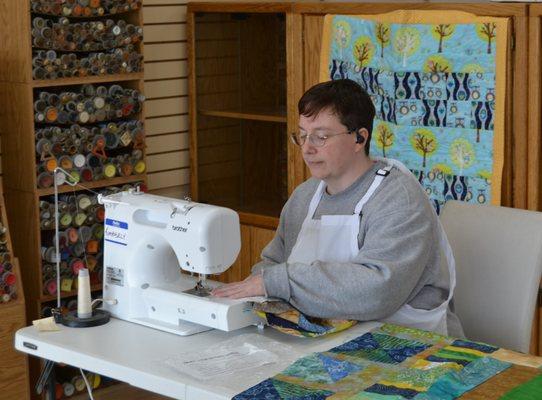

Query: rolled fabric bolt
77 268 92 319
71 259 85 276
66 227 79 244
59 212 73 229
42 264 55 280
73 154 86 168
58 155 73 170
44 279 57 295
86 239 99 254
39 200 50 210
91 223 104 239
55 383 63 400
54 170 66 186
71 243 85 257
63 382 75 397
134 160 146 174
60 249 71 262
81 167 94 182
95 207 105 223
85 255 97 272
45 107 58 123
45 158 58 173
43 247 59 263
86 153 101 168
76 194 92 210
40 209 52 220
73 212 87 227
2 272 15 286
0 252 11 263
67 170 80 184
78 226 92 242
71 375 86 392
38 172 53 189
89 373 101 389
119 161 133 177
103 163 116 178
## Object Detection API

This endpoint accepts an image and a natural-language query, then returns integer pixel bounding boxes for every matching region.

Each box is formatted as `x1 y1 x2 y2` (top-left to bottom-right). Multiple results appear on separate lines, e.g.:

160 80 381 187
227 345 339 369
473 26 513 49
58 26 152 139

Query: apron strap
353 165 393 216
308 181 326 219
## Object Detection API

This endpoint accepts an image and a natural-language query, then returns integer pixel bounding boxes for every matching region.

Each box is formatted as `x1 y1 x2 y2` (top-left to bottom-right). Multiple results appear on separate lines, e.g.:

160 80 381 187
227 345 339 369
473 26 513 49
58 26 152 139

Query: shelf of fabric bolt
0 2 148 397
36 175 147 197
32 72 144 89
28 0 141 19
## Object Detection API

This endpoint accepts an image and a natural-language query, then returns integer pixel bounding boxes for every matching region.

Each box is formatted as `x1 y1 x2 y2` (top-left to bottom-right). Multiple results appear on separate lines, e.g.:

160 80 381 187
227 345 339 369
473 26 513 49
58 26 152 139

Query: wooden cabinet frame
187 1 540 355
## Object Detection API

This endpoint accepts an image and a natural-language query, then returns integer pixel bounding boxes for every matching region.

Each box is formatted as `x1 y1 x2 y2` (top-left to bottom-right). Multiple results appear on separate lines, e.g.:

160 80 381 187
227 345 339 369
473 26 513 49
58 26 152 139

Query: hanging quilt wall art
320 10 508 212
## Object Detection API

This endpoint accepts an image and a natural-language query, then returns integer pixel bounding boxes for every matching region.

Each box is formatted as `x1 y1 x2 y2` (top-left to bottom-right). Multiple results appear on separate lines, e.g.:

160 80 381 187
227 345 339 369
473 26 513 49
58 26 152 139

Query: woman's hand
211 273 264 299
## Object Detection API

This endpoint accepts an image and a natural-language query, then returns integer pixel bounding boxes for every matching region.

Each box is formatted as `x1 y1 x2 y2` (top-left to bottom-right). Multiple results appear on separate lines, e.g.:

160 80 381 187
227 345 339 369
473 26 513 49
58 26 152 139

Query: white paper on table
164 333 297 381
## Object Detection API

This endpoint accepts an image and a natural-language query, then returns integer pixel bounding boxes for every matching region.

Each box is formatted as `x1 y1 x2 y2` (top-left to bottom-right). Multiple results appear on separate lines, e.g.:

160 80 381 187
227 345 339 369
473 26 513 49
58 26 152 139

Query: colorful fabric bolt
320 11 508 212
233 324 513 399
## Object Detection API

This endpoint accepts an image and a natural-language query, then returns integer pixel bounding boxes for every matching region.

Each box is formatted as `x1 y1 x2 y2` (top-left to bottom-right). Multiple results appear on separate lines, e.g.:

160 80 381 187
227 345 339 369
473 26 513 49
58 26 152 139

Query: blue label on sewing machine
105 218 128 246
106 218 128 229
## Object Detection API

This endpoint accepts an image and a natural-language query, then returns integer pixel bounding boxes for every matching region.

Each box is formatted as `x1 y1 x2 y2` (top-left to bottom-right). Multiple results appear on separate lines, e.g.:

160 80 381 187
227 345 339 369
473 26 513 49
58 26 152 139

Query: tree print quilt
320 11 508 212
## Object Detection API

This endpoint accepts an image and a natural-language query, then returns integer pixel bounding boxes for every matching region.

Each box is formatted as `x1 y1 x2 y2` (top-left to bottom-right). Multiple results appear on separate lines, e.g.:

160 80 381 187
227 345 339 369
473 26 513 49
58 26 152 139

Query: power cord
91 298 118 308
79 368 94 400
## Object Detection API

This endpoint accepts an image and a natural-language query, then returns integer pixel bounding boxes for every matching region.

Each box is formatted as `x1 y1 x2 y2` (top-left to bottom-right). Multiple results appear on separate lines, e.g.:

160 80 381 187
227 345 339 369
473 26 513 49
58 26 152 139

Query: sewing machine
98 189 260 336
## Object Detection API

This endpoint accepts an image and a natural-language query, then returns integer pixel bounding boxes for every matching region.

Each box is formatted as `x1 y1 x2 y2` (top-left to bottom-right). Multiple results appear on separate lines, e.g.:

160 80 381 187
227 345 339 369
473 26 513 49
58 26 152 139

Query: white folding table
15 318 380 399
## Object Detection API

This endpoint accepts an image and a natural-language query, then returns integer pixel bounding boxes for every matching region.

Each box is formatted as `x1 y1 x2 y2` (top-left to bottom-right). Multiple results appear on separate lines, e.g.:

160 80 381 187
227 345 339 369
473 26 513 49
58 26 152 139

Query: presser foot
183 279 212 297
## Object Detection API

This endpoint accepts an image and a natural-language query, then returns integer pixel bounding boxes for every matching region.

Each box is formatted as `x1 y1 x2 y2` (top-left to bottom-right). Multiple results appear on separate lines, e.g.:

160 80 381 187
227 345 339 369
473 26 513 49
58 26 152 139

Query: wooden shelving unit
0 185 30 400
0 0 147 397
188 5 291 283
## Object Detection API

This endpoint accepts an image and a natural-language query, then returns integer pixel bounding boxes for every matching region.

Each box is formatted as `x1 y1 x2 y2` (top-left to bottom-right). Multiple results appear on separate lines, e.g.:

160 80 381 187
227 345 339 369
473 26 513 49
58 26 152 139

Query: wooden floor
72 383 170 400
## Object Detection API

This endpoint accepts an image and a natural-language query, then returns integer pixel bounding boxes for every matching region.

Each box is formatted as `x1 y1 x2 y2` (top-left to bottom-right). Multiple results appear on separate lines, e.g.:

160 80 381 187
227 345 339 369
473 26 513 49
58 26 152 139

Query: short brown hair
298 79 375 155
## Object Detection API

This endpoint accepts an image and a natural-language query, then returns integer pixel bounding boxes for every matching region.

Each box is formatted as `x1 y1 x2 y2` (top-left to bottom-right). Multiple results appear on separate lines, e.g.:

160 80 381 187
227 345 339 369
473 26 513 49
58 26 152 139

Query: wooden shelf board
31 8 141 20
198 198 282 229
239 211 279 230
32 73 144 88
37 175 145 197
199 107 287 123
39 283 102 303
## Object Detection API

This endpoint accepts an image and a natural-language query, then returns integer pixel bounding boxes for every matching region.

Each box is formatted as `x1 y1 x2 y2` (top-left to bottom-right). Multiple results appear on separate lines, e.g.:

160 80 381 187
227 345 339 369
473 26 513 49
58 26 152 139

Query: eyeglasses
290 130 352 147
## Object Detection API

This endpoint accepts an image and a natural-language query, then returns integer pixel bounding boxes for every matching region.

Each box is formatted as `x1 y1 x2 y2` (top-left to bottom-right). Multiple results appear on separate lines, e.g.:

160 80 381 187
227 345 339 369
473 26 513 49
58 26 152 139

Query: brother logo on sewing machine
172 225 187 232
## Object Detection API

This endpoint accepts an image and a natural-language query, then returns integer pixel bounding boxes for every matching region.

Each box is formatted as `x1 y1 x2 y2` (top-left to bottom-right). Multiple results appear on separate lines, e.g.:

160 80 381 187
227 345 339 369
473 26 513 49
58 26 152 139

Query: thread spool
77 268 92 319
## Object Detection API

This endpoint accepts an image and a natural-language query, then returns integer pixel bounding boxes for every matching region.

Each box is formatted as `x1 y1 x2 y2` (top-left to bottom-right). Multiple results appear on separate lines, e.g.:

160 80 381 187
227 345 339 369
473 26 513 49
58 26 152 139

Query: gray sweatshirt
253 160 464 337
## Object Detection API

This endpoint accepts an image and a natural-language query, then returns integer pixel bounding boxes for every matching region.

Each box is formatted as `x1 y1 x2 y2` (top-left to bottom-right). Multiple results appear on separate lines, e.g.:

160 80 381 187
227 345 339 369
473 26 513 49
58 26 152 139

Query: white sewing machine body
99 190 258 335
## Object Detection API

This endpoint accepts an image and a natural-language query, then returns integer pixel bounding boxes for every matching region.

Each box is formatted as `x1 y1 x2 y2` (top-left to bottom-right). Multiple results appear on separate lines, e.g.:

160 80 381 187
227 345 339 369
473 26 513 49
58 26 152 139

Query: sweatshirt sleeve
262 192 436 321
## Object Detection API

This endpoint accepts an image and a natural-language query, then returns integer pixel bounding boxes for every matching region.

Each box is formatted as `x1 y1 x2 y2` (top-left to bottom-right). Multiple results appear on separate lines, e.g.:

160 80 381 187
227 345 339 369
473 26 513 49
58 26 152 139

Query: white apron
287 158 456 335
